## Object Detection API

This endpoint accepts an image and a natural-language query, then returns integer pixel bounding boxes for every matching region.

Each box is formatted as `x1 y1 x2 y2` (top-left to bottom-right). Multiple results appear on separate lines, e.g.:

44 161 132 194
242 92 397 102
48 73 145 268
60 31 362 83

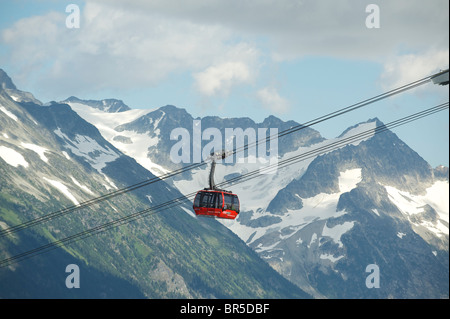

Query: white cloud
93 0 449 61
380 49 450 90
256 87 289 114
1 12 68 74
1 0 448 107
0 1 259 100
194 61 251 97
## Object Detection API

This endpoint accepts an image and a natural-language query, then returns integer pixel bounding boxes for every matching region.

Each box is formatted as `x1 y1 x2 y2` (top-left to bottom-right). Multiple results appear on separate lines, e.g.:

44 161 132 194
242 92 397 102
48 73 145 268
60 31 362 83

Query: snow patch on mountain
54 127 120 172
385 180 449 236
111 130 167 176
339 168 361 192
101 173 118 190
322 221 355 248
0 105 18 122
62 151 71 160
0 145 29 168
21 142 49 163
43 177 79 205
70 176 95 195
320 253 344 263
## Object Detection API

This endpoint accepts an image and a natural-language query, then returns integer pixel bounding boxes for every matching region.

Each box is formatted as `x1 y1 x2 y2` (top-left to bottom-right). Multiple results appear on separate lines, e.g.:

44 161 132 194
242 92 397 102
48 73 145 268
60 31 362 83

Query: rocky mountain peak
63 96 131 113
0 68 17 90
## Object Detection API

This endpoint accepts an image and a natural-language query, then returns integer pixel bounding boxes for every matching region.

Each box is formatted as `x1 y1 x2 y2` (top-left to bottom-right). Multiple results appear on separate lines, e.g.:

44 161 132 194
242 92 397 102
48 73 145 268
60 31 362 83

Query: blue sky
0 0 448 166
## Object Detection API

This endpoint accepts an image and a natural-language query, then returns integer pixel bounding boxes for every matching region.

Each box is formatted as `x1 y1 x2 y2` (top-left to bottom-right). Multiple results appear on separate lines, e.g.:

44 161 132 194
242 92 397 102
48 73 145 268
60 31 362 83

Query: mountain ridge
62 96 131 113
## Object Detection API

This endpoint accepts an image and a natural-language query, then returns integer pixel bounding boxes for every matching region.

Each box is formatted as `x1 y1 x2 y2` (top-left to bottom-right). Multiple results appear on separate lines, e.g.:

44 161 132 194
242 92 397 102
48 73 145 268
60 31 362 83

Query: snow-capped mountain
64 95 449 298
237 120 449 298
0 69 308 299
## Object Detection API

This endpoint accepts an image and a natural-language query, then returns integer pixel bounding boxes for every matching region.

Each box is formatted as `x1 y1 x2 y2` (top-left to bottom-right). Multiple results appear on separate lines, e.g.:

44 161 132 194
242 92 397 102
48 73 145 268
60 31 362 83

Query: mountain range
0 69 307 299
0 68 448 298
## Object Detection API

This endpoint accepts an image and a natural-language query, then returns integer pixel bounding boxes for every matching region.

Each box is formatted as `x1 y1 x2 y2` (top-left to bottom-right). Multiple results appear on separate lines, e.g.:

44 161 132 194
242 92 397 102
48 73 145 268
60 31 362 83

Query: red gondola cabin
193 190 240 220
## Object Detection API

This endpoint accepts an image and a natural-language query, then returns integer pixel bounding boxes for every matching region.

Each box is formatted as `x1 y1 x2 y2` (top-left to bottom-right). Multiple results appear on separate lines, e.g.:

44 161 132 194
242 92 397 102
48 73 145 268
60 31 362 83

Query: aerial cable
0 158 206 238
0 71 442 238
233 73 434 157
226 102 449 182
0 101 447 268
